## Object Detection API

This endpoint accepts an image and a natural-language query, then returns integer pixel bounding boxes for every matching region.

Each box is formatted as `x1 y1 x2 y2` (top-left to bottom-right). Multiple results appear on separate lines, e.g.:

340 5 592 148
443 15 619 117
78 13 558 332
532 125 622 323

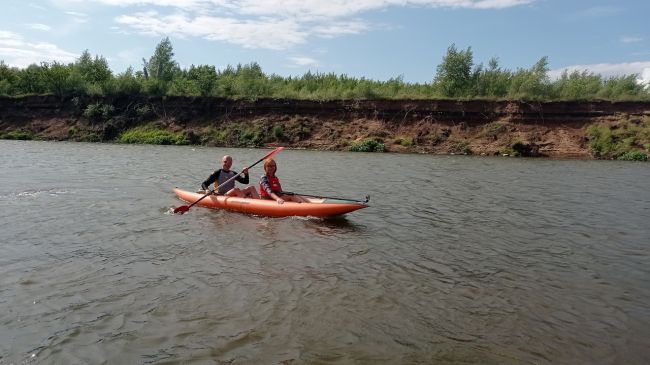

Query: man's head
221 155 233 171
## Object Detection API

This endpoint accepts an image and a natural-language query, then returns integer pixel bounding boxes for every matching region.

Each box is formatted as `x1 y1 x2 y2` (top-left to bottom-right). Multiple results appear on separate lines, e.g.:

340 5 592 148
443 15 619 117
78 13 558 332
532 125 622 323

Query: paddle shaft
175 147 283 213
281 191 369 204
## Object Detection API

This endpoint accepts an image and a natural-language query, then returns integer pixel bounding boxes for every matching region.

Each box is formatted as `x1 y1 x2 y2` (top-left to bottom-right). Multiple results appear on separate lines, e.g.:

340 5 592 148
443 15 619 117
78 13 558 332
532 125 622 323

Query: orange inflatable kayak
173 188 368 217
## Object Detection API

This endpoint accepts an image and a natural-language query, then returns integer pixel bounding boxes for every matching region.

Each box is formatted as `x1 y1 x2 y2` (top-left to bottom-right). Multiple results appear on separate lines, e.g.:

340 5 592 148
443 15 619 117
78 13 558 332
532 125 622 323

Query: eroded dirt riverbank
2 95 649 158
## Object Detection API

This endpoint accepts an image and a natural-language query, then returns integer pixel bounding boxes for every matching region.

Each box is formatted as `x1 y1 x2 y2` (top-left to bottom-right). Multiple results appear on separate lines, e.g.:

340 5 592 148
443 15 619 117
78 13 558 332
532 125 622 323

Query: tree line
0 39 648 101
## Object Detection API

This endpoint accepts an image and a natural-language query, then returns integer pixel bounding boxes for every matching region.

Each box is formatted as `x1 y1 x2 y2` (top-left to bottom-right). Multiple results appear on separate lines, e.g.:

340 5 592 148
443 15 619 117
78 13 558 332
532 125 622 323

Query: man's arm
201 169 221 190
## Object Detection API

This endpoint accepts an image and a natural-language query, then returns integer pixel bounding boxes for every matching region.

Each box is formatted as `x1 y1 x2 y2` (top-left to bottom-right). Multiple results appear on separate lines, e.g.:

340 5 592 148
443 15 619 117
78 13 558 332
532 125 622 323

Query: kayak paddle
173 146 284 214
281 191 369 204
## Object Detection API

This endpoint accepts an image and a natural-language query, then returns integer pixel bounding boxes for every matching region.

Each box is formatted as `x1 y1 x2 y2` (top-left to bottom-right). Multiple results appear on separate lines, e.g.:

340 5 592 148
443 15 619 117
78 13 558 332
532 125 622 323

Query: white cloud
27 23 52 31
65 11 90 23
57 0 532 50
64 10 88 17
28 3 48 10
115 12 306 49
233 0 533 19
550 62 650 85
53 0 226 10
313 21 368 38
0 30 78 67
575 6 622 18
288 56 318 67
641 68 650 86
621 36 643 44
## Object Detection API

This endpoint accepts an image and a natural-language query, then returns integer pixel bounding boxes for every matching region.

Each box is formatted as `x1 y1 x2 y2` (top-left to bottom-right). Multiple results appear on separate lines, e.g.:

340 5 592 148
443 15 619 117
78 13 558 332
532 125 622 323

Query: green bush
617 151 647 161
397 136 414 147
586 118 650 158
83 102 114 122
271 124 284 141
349 138 385 152
1 130 33 140
238 129 263 147
118 126 188 145
479 122 506 138
135 104 152 119
68 126 79 137
448 140 471 154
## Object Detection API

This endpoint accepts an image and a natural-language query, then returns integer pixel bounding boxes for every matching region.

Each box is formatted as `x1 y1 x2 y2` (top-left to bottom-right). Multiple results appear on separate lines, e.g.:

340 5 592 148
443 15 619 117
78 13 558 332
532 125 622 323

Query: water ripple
1 142 649 364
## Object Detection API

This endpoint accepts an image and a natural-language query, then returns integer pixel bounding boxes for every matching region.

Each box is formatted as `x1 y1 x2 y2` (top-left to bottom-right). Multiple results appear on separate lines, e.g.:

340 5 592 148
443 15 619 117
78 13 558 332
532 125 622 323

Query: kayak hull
173 188 368 217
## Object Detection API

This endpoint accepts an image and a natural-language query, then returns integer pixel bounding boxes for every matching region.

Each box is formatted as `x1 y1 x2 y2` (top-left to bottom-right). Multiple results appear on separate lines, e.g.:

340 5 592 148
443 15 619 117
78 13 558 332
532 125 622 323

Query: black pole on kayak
281 191 369 204
173 147 284 214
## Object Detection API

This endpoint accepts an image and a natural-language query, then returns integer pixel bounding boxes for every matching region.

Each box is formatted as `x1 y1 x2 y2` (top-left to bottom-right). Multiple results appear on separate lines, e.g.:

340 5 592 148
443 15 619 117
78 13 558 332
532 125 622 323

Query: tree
233 62 270 99
16 63 47 94
433 44 475 97
43 61 74 97
114 66 142 95
0 61 17 95
74 50 112 84
475 57 511 98
187 64 217 96
147 37 179 82
508 56 550 99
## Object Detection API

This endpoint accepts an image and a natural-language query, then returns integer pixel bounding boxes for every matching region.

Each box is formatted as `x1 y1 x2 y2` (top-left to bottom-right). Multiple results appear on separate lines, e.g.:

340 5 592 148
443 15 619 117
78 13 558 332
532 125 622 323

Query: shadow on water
302 215 366 236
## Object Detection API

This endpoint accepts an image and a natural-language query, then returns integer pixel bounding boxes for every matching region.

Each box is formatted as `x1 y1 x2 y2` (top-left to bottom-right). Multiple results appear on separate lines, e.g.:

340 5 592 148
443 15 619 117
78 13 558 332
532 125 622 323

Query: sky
1 0 649 84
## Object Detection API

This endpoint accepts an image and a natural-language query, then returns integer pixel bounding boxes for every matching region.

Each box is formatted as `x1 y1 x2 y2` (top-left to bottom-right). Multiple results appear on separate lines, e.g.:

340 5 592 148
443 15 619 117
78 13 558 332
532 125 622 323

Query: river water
1 140 649 364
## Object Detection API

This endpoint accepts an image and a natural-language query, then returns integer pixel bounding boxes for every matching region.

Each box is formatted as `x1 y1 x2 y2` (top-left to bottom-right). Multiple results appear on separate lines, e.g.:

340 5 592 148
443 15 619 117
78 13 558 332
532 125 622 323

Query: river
1 140 649 364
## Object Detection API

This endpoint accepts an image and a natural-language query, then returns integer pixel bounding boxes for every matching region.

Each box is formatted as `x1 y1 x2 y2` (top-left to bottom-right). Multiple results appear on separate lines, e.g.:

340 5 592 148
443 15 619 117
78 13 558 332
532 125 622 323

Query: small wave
3 189 70 199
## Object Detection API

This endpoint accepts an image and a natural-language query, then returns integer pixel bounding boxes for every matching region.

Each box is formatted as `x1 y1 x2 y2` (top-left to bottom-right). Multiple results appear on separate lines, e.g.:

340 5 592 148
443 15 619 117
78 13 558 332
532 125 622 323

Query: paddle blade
261 146 284 161
173 205 190 214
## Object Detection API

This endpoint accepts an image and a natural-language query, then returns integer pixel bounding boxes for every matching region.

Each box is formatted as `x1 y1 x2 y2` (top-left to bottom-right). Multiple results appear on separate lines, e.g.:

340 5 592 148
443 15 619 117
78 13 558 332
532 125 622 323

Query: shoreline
1 95 649 160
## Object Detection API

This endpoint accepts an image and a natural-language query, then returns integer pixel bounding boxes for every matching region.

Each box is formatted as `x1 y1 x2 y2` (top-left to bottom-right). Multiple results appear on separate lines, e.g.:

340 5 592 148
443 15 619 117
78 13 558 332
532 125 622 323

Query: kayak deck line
173 188 368 217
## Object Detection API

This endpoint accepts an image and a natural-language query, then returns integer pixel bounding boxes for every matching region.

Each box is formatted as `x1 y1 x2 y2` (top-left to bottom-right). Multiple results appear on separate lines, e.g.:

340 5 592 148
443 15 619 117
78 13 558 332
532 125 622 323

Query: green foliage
271 124 284 141
135 104 152 118
83 102 115 122
75 50 112 84
433 44 475 98
143 78 168 96
0 61 17 95
0 79 11 95
553 70 602 100
118 126 189 145
200 125 266 147
114 67 142 95
233 63 271 100
187 65 217 96
448 140 471 154
396 136 414 146
16 64 48 94
586 117 650 158
508 57 551 100
474 58 511 98
1 130 33 140
0 41 648 101
239 129 263 146
146 37 179 82
168 77 200 96
349 138 386 152
598 75 648 100
618 151 647 161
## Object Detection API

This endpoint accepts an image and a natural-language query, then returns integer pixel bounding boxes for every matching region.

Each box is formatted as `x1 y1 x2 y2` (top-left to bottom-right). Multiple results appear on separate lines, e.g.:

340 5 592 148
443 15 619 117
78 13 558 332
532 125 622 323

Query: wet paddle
281 191 369 204
173 147 284 214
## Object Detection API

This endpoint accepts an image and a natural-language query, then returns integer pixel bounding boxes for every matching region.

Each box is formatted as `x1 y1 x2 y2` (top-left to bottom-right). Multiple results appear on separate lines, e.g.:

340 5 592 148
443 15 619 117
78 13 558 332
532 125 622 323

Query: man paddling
201 155 259 198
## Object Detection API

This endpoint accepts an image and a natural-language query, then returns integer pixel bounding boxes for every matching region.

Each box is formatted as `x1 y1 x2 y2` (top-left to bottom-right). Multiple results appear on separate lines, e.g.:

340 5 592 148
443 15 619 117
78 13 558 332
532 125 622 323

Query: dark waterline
1 140 649 364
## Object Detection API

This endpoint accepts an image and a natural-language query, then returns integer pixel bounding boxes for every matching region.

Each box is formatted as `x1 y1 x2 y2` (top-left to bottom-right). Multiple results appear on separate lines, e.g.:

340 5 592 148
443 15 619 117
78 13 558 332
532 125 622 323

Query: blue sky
1 0 649 84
